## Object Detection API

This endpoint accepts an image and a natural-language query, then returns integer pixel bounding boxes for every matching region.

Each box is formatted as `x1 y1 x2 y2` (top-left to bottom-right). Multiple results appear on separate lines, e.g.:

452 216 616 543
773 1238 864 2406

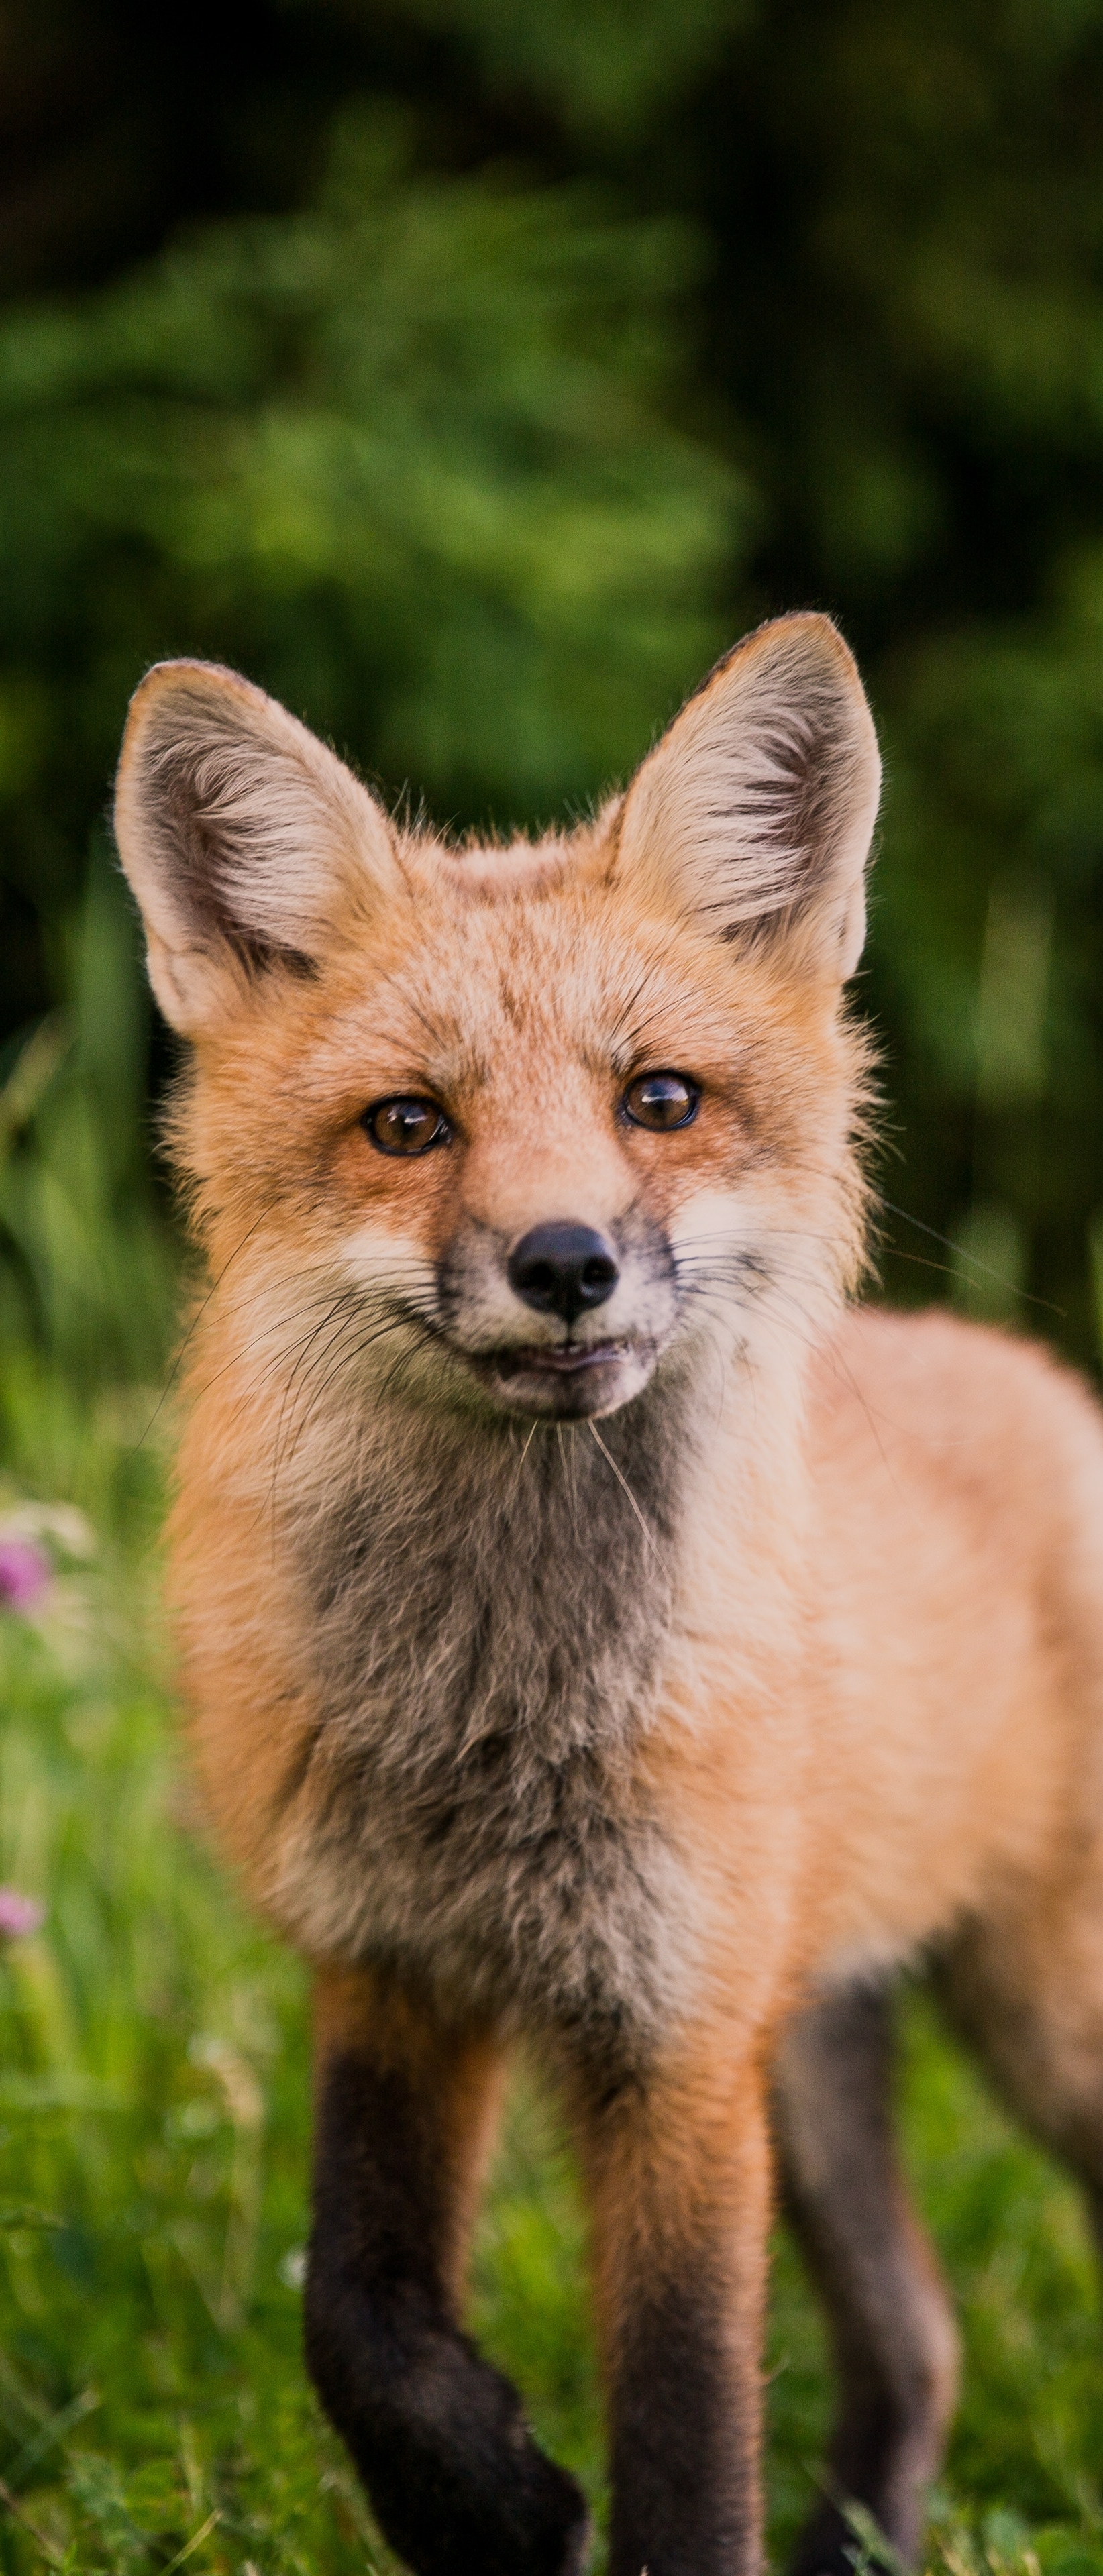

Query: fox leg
772 1984 959 2576
570 2033 774 2576
939 1879 1103 2253
304 1966 590 2576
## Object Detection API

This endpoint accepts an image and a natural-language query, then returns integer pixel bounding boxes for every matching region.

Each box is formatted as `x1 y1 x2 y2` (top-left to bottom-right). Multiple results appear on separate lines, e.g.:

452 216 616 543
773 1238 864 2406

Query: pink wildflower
0 1538 50 1613
0 1889 44 1939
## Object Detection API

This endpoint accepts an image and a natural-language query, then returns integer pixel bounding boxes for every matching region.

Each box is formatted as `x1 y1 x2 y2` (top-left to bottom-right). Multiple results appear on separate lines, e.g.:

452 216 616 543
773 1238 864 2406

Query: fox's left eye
622 1070 700 1132
363 1096 452 1157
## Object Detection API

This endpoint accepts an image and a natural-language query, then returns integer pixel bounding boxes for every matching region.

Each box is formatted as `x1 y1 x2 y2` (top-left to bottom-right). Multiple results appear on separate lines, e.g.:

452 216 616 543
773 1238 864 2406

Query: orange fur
113 616 1103 2576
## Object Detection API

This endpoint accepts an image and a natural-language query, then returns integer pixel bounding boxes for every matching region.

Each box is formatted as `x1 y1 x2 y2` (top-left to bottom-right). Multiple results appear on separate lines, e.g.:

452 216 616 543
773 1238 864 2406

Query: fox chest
268 1458 693 2049
274 1711 690 2051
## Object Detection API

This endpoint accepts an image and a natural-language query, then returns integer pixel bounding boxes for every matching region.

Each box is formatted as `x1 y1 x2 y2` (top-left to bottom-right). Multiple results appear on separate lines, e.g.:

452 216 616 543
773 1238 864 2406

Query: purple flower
0 1889 44 1939
0 1538 51 1613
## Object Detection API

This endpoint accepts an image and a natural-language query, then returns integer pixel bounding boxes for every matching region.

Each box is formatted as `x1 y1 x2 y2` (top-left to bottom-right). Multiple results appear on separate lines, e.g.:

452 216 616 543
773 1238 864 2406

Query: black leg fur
305 2048 589 2576
570 2053 772 2576
607 2264 761 2576
772 1986 959 2576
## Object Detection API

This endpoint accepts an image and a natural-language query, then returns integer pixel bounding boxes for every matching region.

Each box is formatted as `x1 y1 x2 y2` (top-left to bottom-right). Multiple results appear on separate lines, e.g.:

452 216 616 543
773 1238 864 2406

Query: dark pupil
631 1074 692 1128
374 1099 439 1154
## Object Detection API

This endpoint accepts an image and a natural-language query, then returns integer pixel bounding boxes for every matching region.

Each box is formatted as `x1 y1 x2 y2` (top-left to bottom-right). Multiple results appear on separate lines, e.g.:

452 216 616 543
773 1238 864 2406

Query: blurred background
2 0 1102 1381
3 8 1103 2573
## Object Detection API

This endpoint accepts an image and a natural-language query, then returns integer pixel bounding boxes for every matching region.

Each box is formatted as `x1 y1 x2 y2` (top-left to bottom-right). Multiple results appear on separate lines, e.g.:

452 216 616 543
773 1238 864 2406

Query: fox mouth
462 1336 655 1420
494 1340 626 1378
401 1297 662 1418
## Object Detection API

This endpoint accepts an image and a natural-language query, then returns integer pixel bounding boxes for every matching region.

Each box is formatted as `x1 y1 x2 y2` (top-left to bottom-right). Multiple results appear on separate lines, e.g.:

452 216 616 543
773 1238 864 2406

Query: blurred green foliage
1 9 1103 2567
0 0 1102 1368
0 847 171 1387
0 109 741 830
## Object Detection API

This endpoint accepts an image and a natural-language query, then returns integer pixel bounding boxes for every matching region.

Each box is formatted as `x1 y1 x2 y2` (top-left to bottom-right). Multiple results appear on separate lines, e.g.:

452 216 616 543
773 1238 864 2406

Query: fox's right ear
113 661 403 1036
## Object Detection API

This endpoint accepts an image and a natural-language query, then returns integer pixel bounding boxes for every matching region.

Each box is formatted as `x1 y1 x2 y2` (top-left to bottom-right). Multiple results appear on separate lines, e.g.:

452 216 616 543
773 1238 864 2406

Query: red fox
114 615 1103 2576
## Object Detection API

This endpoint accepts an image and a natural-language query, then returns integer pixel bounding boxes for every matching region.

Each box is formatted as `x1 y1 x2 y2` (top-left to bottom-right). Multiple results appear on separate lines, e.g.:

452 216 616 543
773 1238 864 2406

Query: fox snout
436 1207 678 1421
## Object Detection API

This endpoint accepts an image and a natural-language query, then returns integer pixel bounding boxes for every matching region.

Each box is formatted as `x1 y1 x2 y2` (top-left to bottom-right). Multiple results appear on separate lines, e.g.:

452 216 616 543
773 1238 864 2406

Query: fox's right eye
363 1096 451 1157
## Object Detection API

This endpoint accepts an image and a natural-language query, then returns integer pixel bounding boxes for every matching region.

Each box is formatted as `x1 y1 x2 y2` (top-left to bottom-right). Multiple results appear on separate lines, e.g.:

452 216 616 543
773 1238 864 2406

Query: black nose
507 1222 619 1326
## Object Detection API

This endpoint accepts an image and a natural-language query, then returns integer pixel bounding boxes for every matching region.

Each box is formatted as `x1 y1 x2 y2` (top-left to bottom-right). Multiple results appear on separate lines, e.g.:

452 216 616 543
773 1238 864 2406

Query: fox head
114 615 879 1429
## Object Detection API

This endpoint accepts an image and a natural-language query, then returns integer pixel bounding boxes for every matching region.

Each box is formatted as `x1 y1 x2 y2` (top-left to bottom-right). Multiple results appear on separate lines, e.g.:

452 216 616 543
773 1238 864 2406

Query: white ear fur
113 661 403 1035
615 612 881 980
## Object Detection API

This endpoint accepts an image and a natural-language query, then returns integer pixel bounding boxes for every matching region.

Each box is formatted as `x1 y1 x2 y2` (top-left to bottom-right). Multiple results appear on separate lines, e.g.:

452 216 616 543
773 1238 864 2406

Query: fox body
114 617 1103 2576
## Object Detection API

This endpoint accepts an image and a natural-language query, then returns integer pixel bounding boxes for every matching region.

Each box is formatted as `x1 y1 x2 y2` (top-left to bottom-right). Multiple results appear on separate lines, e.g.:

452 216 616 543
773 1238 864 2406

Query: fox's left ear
613 612 880 981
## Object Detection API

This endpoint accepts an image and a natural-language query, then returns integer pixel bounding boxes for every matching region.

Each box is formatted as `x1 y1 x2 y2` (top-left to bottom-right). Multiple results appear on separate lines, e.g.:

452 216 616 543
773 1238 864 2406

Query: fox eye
363 1096 451 1157
622 1070 700 1132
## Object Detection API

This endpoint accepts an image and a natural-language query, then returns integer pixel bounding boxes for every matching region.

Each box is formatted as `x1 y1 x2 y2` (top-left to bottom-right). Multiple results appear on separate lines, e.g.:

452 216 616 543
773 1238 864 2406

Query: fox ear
614 612 881 981
113 661 403 1036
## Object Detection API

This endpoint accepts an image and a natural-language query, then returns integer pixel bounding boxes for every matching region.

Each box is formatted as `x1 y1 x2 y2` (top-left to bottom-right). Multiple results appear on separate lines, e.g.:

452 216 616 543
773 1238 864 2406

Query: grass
2 1356 1103 2576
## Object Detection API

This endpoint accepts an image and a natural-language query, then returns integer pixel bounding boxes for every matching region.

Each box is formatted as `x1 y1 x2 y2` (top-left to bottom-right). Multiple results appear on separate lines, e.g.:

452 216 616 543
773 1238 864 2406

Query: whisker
587 1421 666 1574
556 1422 580 1540
129 1206 274 1455
880 1195 1064 1318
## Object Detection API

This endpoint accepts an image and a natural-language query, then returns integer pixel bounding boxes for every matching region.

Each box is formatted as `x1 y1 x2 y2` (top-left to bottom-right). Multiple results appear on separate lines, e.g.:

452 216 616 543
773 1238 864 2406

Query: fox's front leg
305 1966 590 2576
573 2035 773 2576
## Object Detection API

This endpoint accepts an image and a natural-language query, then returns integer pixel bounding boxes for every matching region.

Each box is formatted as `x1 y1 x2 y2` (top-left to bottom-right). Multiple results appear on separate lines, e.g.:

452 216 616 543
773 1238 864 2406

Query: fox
113 612 1103 2576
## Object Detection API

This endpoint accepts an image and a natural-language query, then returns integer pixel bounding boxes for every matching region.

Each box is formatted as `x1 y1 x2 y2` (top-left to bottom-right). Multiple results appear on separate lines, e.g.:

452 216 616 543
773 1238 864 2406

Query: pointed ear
113 661 403 1035
614 613 881 981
